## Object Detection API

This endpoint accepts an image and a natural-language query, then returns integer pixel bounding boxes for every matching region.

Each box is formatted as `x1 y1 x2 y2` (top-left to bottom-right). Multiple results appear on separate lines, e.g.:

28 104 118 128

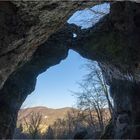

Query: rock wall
0 0 140 139
0 30 70 138
0 1 96 90
71 2 140 138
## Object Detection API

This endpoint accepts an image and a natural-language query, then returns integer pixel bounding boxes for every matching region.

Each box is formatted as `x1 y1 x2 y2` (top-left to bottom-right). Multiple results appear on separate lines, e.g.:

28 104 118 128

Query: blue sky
68 3 110 29
22 3 110 109
22 50 88 108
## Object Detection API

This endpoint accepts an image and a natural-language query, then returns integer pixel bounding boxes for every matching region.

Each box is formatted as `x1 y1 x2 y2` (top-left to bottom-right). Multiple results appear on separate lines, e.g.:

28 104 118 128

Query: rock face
0 0 140 139
0 1 96 89
71 2 140 138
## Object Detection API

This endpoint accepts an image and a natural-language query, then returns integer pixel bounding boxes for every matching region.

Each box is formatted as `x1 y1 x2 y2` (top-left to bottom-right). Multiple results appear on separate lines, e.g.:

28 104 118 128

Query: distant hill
17 106 74 132
17 106 110 133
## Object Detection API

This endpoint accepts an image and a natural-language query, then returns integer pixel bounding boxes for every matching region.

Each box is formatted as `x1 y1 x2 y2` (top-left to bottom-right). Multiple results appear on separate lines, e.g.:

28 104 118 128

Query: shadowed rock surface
0 0 140 139
0 0 97 89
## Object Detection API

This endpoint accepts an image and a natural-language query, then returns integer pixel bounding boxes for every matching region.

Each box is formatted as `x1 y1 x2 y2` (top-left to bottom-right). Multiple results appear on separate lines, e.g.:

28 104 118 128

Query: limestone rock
0 0 140 139
0 1 97 89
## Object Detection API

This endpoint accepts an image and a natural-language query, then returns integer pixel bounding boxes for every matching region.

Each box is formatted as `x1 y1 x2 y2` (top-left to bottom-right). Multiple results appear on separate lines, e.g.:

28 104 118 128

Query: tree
45 109 88 139
23 112 42 139
46 126 54 139
85 61 113 116
74 61 113 132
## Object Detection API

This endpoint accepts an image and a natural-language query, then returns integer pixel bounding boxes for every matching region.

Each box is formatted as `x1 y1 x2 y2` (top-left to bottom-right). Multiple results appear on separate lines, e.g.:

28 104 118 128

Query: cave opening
13 3 112 139
19 1 111 112
0 1 140 139
15 49 112 139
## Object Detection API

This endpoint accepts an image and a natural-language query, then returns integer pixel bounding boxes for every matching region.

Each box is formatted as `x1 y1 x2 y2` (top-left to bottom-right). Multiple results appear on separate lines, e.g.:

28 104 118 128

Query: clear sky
22 3 110 109
22 50 88 108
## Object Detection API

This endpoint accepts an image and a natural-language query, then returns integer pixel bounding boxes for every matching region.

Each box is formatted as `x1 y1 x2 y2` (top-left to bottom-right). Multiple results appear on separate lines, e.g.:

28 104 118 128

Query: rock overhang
0 1 140 139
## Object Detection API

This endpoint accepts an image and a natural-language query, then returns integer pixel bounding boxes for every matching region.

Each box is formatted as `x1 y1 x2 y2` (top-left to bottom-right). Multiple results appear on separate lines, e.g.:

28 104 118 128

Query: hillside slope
17 106 74 132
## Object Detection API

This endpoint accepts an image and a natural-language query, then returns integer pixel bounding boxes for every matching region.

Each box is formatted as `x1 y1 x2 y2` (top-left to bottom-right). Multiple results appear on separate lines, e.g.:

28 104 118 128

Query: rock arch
0 1 140 139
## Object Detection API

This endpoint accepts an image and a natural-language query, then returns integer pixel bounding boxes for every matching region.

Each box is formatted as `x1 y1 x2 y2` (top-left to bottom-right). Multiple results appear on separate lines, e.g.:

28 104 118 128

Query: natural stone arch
0 0 98 89
0 1 140 139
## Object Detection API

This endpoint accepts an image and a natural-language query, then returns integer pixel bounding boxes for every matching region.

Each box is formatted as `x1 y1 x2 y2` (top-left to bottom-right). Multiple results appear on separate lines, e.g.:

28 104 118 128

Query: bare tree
73 61 113 132
85 61 113 116
45 109 88 139
75 83 106 131
23 112 43 139
46 126 54 139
